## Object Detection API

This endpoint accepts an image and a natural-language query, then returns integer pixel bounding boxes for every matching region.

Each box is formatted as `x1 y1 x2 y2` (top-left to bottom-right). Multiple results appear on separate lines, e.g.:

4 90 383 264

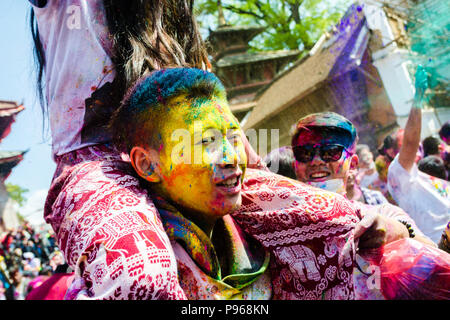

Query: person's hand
355 213 409 250
414 65 429 101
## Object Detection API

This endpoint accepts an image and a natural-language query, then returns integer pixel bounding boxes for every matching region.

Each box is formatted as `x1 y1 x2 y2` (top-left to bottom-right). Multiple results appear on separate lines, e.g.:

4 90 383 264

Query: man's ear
130 146 161 183
350 154 359 170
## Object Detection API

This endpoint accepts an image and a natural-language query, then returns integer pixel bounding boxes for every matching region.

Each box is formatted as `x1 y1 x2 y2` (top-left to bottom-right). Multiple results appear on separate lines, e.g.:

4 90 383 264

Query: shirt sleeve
387 154 416 205
47 160 187 300
66 226 187 300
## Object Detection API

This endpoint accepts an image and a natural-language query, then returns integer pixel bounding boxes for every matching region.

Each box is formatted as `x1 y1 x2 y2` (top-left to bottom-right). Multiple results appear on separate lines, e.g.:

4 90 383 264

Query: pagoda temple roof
0 101 24 117
216 50 301 68
0 150 26 180
209 24 266 35
208 25 268 58
0 101 24 141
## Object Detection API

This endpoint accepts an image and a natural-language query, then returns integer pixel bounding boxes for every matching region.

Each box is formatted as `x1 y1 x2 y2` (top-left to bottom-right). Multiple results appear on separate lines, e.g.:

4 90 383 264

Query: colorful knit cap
292 112 358 149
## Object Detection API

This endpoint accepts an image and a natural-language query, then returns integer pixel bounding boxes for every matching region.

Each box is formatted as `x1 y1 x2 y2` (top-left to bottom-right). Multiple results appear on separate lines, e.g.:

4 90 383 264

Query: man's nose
310 150 324 165
218 139 239 168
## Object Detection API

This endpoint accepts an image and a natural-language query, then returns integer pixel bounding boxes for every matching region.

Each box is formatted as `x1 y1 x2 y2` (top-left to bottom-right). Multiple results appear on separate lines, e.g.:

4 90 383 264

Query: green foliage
5 183 29 207
195 0 353 51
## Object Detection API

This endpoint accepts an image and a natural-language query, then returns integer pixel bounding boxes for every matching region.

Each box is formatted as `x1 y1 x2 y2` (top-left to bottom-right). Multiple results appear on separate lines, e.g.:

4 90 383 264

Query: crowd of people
2 1 447 300
0 222 67 300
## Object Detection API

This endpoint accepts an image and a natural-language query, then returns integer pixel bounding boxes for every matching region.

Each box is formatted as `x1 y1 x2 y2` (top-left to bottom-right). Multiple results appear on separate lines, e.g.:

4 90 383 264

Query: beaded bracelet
399 220 415 238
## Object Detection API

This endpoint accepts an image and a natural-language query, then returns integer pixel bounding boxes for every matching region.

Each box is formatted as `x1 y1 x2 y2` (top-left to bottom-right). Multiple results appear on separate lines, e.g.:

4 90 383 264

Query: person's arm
377 203 436 247
354 208 409 250
398 65 429 172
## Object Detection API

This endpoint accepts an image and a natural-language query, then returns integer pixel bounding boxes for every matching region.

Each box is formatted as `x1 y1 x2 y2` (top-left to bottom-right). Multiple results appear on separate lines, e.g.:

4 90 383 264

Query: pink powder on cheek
210 187 239 215
216 103 223 113
211 196 226 211
334 154 351 175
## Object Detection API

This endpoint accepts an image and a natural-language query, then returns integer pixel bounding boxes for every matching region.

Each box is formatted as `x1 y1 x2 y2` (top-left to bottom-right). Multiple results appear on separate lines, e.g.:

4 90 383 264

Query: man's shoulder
388 154 418 179
243 168 331 196
239 169 360 218
243 168 301 189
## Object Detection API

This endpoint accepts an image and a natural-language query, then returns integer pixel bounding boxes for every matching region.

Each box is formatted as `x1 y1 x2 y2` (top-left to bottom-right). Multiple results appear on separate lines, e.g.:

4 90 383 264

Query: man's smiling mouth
309 171 330 180
217 176 238 187
215 173 242 194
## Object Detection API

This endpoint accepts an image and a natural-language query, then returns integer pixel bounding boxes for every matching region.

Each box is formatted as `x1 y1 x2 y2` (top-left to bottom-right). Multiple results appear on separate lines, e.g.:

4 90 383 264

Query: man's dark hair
263 147 296 180
439 121 450 142
422 136 442 157
418 155 447 180
377 128 404 159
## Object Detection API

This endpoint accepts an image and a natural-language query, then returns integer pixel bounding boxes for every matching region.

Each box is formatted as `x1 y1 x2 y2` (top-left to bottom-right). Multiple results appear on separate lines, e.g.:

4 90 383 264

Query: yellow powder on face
154 94 246 218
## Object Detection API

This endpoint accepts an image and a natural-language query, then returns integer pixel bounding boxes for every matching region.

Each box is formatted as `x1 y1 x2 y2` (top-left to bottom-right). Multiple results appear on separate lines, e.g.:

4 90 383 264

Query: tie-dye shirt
31 0 118 157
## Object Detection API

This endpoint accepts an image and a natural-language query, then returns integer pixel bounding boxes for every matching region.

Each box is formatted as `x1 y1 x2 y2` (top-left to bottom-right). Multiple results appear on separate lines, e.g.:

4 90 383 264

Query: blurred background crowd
0 221 67 300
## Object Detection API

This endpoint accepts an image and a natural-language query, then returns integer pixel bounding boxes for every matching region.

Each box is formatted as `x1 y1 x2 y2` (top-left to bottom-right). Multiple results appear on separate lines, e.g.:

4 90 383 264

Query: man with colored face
291 112 432 240
111 68 271 299
291 111 435 299
292 112 358 195
131 94 247 235
292 113 389 205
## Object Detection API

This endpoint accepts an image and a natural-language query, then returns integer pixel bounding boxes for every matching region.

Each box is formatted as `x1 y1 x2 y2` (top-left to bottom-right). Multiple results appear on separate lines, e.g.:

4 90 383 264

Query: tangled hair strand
103 0 210 97
30 1 209 127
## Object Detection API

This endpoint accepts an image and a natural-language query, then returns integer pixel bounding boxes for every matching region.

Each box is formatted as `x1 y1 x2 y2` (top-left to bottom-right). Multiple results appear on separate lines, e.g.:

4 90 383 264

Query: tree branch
288 2 301 24
223 4 265 20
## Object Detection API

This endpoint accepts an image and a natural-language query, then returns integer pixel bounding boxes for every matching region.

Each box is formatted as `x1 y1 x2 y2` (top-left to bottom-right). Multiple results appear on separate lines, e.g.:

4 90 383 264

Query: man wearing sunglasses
292 112 363 195
292 116 388 206
291 111 435 299
291 111 433 243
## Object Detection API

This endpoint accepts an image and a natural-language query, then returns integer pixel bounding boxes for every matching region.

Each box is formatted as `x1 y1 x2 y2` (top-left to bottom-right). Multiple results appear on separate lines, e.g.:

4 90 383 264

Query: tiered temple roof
208 24 301 120
0 101 25 181
0 101 24 141
0 100 25 230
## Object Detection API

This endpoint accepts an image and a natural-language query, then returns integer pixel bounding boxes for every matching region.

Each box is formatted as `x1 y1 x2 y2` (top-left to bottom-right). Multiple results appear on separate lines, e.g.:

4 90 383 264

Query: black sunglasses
292 144 350 163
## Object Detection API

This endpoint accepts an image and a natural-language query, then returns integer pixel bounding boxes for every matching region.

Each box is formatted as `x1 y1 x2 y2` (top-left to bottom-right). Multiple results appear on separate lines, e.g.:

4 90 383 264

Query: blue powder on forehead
124 68 226 113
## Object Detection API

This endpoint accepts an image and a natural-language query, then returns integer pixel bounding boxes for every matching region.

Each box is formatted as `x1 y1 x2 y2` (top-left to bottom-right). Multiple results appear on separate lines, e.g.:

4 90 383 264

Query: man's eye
228 134 240 144
202 136 215 144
